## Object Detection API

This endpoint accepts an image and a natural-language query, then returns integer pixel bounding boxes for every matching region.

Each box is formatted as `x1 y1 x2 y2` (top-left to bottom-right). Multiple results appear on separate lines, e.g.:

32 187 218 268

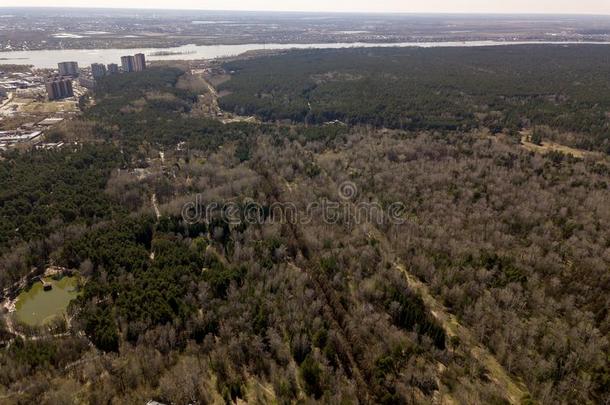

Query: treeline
219 45 610 152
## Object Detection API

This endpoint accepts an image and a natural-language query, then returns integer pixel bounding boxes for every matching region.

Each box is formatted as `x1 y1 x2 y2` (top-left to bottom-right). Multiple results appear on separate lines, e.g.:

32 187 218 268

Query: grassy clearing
520 131 586 158
20 99 78 114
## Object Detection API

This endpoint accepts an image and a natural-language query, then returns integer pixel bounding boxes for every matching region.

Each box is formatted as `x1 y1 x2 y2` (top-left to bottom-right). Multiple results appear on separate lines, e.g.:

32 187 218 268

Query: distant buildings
121 53 146 73
45 75 74 100
0 73 39 97
0 67 80 150
0 130 42 149
44 53 146 100
107 63 119 75
78 76 96 89
84 63 106 88
35 141 65 150
121 55 135 73
38 117 64 126
91 63 107 79
134 53 147 71
57 61 79 77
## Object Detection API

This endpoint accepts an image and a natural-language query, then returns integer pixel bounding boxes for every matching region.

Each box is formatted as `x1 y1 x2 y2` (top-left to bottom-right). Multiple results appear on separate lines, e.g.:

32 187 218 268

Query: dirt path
0 92 15 111
303 149 531 402
151 193 161 219
393 262 529 403
199 74 259 124
3 314 25 340
200 76 222 116
363 225 528 403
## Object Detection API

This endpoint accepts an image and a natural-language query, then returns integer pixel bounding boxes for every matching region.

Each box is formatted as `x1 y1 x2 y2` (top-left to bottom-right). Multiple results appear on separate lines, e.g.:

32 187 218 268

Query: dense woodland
86 67 259 153
219 46 610 152
0 49 609 404
0 145 124 288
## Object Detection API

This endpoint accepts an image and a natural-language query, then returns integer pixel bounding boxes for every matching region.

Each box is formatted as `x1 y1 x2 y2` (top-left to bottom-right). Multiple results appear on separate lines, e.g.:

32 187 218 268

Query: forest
0 51 609 404
0 145 125 289
219 46 610 152
87 67 261 153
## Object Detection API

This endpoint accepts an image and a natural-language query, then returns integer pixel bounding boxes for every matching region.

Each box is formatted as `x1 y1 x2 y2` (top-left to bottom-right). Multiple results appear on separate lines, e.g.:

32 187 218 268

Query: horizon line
0 6 609 17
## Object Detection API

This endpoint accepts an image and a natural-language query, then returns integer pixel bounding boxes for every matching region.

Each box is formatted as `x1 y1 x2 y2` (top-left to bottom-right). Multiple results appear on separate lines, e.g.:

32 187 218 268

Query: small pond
13 276 79 326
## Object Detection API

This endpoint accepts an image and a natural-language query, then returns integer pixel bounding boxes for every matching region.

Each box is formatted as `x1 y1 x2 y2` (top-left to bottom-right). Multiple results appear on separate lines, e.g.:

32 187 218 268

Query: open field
520 131 587 158
18 99 78 114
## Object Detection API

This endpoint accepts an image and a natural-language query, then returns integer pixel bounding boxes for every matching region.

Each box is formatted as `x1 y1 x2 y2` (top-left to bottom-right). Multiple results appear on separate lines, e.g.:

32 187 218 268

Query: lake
14 276 79 326
1 41 610 68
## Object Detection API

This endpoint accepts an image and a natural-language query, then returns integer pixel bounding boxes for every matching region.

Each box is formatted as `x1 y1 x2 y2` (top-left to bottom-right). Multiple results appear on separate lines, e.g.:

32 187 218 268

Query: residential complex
107 63 119 74
121 55 135 73
134 53 147 71
45 75 74 100
91 63 107 79
57 61 79 77
121 53 147 73
2 53 149 149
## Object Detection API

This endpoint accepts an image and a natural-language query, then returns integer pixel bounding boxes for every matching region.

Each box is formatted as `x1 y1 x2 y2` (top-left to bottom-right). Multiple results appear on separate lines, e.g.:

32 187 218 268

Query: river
1 41 610 68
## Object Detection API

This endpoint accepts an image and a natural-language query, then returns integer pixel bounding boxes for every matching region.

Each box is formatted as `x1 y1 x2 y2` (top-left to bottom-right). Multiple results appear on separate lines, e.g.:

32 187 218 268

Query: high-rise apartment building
121 55 135 73
91 63 107 79
57 61 79 77
45 75 74 100
107 63 119 75
134 53 146 71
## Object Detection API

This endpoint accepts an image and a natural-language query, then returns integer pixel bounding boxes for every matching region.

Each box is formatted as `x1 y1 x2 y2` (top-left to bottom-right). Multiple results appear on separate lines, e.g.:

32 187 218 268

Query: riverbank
1 40 610 68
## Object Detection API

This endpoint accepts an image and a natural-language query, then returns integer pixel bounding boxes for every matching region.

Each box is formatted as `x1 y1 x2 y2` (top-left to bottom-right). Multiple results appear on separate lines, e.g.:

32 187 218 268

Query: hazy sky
1 0 609 15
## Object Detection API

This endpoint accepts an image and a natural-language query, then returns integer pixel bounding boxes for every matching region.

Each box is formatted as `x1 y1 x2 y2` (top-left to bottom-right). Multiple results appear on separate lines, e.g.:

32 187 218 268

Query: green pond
14 276 79 326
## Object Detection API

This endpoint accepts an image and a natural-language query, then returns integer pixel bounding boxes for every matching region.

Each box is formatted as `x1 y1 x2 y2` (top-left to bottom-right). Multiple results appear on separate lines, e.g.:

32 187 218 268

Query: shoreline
1 40 610 68
3 39 610 53
1 266 74 315
1 267 77 342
